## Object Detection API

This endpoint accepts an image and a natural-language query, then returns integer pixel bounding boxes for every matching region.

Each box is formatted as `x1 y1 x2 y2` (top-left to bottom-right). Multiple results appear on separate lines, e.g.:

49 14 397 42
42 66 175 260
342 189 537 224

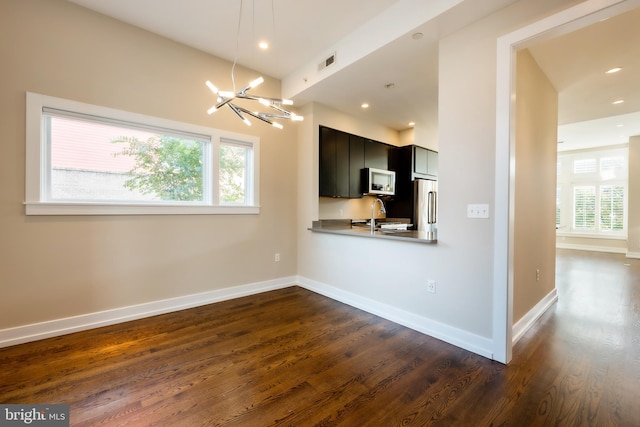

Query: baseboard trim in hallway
512 288 558 345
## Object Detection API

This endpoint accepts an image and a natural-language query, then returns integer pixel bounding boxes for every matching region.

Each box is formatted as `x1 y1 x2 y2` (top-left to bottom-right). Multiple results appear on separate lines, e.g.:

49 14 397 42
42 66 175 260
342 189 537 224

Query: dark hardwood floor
1 249 639 426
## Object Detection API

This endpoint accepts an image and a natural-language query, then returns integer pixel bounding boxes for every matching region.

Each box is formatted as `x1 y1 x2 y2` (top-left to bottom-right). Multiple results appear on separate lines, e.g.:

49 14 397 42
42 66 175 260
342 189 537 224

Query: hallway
506 249 640 425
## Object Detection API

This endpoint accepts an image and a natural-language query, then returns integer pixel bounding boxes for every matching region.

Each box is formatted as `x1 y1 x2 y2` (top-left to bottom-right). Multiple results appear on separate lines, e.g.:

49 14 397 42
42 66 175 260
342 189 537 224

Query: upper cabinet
414 146 438 179
348 135 365 198
390 145 438 183
319 126 392 198
319 126 350 198
364 139 389 170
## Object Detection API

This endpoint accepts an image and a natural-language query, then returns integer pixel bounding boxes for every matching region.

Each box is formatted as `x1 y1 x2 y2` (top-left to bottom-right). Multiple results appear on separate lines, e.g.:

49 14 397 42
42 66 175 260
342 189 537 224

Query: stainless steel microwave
363 168 395 196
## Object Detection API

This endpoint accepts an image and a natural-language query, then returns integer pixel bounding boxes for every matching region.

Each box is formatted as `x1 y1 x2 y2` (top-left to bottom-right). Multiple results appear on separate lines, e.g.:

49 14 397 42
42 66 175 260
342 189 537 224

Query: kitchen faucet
371 198 386 233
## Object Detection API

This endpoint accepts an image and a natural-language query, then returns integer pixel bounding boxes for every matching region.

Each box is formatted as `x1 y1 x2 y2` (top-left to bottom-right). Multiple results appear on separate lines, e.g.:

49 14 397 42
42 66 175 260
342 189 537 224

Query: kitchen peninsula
309 219 437 244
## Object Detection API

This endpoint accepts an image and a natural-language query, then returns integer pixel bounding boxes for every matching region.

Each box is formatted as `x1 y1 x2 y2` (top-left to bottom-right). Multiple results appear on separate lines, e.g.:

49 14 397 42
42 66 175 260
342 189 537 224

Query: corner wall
0 0 298 331
513 49 558 323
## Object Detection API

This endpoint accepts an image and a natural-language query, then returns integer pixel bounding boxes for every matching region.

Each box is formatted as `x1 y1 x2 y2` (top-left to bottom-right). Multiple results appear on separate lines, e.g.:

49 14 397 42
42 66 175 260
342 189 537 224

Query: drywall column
512 49 558 324
627 135 640 257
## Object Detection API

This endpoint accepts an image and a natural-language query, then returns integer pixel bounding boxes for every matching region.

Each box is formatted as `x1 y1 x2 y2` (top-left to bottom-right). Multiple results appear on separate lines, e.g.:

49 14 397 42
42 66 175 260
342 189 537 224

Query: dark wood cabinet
414 146 429 176
364 139 389 170
319 126 392 198
349 135 365 198
395 145 438 180
387 145 438 222
427 149 438 178
319 126 349 198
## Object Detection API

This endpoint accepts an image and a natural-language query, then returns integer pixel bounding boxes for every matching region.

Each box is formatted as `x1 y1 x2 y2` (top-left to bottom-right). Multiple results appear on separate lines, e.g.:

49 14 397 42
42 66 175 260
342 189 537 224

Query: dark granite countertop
308 219 437 244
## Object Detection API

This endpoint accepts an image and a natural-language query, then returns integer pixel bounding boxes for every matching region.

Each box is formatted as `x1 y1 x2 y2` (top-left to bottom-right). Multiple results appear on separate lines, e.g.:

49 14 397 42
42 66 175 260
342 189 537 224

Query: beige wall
0 0 298 329
512 49 558 323
628 135 640 257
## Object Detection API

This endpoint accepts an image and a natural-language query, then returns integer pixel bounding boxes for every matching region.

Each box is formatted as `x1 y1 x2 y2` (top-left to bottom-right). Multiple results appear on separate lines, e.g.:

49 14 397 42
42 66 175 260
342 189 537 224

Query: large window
556 147 627 237
26 92 259 215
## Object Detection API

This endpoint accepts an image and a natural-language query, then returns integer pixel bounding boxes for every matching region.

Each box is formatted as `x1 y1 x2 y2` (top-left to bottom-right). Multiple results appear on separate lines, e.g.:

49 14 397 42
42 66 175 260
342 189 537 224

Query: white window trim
25 92 260 215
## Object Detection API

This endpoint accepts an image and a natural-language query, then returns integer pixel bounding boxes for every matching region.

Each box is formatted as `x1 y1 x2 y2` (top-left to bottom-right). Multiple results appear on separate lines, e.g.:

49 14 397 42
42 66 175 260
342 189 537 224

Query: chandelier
205 0 303 129
206 77 303 129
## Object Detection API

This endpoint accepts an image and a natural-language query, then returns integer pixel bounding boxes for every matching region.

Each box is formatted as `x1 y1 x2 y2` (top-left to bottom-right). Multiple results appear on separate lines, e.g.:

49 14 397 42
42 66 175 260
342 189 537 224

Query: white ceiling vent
318 52 336 71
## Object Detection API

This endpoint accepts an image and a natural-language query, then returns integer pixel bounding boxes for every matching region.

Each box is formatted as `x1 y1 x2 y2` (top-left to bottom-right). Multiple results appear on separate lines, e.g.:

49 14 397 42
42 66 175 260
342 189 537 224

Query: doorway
495 0 640 363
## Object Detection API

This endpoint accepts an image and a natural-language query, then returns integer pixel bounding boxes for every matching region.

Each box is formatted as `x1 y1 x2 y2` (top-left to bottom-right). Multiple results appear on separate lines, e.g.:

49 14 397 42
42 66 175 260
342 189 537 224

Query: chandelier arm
235 105 275 126
214 97 235 110
234 94 294 116
228 103 251 125
267 104 291 115
258 112 291 119
238 86 252 96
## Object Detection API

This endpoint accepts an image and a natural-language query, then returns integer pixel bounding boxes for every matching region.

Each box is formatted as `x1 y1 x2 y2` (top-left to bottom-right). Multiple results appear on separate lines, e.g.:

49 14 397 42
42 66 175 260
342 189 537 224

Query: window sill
24 202 260 216
556 231 626 240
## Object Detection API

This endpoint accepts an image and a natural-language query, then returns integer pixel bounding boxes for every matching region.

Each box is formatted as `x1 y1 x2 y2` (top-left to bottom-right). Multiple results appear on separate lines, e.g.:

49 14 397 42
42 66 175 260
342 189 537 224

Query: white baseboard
0 277 296 348
296 276 495 360
626 251 640 259
556 243 626 254
512 288 558 345
2 275 498 361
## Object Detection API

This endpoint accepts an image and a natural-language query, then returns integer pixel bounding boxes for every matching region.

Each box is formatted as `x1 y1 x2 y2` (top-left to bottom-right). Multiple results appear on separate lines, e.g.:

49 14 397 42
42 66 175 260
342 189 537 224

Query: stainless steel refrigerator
414 179 437 240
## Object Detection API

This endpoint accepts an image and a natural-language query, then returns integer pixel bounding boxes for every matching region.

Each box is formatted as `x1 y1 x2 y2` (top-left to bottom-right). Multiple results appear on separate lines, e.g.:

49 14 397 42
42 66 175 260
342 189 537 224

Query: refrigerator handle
428 191 437 224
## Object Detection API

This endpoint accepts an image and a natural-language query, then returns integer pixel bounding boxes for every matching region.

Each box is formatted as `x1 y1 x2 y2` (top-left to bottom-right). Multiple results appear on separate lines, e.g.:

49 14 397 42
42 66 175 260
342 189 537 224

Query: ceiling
528 6 640 151
67 0 640 150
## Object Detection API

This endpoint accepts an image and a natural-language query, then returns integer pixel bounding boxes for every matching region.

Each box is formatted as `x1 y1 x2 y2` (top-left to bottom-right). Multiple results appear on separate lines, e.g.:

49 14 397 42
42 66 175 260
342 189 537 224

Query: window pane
573 158 596 174
48 115 205 202
219 143 249 204
573 186 595 230
600 156 624 180
600 185 624 231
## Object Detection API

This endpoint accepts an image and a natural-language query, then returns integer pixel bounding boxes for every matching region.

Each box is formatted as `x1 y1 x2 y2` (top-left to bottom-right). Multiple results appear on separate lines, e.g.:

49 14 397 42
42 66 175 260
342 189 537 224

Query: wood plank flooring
1 249 639 426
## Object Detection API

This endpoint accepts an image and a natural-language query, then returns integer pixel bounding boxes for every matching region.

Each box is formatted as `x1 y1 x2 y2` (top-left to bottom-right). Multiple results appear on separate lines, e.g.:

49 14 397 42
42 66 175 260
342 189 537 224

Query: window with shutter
557 146 627 237
573 186 596 230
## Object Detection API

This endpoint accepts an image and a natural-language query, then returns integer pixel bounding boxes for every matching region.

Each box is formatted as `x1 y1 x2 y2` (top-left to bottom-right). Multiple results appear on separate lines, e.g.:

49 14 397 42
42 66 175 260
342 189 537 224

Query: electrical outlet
275 253 280 262
536 269 540 281
427 279 436 294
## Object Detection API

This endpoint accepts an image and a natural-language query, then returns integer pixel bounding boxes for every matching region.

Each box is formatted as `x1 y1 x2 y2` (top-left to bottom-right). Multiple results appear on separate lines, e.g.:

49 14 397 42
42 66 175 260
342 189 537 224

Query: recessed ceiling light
617 124 624 127
408 122 415 127
412 32 423 40
384 83 395 89
612 99 625 105
606 67 622 74
361 103 369 109
258 41 269 50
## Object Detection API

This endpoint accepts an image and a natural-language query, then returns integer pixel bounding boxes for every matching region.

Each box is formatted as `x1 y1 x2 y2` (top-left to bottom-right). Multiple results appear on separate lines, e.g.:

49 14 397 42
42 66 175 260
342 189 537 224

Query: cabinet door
319 127 337 197
414 146 429 176
335 131 350 197
319 127 349 197
349 135 365 198
427 150 438 178
364 139 389 170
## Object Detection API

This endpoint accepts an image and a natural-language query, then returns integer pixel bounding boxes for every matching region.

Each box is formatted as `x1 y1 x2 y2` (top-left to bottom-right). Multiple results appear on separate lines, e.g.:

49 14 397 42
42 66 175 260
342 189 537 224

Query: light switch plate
467 204 490 218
